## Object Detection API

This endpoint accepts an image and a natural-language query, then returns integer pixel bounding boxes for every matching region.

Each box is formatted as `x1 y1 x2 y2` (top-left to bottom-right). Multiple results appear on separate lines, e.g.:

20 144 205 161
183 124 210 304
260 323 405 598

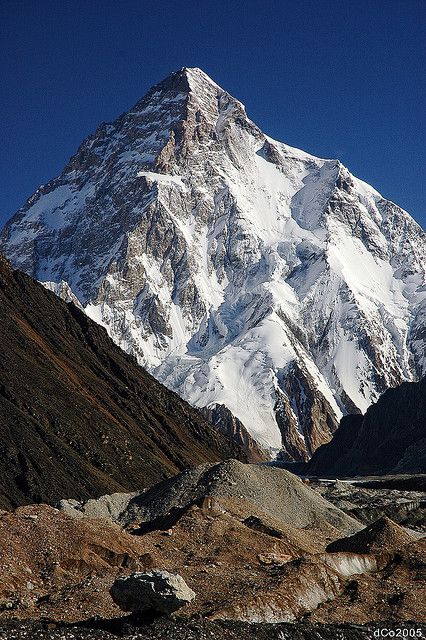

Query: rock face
200 405 268 462
110 570 195 615
1 67 425 460
0 255 246 509
305 377 426 476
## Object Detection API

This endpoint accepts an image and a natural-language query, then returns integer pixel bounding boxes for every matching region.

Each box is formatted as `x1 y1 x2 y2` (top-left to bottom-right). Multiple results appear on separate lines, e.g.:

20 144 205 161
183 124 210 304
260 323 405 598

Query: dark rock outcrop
200 404 268 463
326 517 415 554
305 378 426 476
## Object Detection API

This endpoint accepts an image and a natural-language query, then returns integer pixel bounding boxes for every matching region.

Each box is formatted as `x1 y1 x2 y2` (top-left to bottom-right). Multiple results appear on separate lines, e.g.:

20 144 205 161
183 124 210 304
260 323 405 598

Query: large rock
110 570 195 615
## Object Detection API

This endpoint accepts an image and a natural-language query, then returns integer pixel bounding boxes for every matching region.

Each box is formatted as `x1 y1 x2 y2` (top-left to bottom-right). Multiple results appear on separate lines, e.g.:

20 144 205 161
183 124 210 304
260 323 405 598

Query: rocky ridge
58 459 361 534
2 67 425 460
304 377 426 476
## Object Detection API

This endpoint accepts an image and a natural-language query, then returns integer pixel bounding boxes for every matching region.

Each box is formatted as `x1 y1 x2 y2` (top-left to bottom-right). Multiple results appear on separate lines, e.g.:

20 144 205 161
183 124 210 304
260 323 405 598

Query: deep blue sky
1 0 425 229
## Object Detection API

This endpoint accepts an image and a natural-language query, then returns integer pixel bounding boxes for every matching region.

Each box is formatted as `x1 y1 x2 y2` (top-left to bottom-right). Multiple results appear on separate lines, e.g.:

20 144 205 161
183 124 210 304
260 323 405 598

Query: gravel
85 460 362 535
0 618 424 640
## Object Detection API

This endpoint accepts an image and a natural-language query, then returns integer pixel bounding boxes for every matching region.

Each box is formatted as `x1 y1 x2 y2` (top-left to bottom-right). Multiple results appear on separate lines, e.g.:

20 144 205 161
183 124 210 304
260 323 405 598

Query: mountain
304 376 426 476
1 67 425 460
0 255 246 510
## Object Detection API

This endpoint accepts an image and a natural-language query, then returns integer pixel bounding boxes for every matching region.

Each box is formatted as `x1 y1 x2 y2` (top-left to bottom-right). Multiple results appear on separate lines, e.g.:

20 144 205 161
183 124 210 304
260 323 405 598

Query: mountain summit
1 68 425 459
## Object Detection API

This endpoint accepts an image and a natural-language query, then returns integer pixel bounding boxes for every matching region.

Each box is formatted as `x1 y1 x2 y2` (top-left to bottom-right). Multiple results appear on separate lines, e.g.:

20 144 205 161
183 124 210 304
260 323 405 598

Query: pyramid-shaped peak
181 66 214 79
131 66 247 125
180 67 222 88
148 67 242 106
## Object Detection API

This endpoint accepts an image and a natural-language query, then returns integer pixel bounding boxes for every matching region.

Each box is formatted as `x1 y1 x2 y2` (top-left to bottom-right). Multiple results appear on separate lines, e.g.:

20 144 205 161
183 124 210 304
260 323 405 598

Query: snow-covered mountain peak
1 68 425 459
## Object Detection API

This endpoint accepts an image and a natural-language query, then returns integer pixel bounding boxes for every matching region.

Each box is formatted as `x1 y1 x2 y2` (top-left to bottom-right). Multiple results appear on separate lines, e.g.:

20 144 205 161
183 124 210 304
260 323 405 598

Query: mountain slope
0 255 246 510
305 377 426 476
1 67 425 459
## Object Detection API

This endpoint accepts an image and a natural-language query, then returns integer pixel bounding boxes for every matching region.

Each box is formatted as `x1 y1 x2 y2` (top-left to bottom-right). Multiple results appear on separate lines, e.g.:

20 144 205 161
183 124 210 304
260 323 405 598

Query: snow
25 184 94 230
1 66 425 457
137 171 187 189
327 224 409 318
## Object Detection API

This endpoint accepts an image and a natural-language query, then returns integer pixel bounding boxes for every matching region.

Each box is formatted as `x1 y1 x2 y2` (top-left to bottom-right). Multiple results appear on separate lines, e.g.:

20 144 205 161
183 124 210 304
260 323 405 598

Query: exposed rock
2 69 425 460
57 492 138 521
200 405 268 462
277 361 339 460
257 552 292 565
110 570 195 615
305 377 426 475
326 517 416 554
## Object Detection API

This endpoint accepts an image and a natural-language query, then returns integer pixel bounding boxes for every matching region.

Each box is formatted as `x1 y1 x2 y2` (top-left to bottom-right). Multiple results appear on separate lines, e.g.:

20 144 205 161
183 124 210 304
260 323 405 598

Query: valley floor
0 618 425 640
0 463 424 636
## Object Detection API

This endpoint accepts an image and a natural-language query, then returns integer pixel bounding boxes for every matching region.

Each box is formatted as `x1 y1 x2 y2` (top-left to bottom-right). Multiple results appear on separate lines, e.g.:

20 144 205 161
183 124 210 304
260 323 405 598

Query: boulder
110 570 195 615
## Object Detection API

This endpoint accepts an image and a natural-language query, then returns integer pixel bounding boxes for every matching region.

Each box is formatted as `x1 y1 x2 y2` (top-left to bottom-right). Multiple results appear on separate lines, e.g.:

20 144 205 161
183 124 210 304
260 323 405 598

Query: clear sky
1 0 425 229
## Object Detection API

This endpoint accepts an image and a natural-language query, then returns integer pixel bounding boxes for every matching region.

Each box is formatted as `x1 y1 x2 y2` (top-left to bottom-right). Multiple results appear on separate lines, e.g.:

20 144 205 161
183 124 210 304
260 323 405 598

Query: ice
1 66 424 456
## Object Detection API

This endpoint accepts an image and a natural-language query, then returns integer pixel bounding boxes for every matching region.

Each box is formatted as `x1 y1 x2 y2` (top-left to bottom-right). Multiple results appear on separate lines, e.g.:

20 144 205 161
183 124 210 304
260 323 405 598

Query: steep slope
0 255 246 509
1 67 425 460
305 377 426 476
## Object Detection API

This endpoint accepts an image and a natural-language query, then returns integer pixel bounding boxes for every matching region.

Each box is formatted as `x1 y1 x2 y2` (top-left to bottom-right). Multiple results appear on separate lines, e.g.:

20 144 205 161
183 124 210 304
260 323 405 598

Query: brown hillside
0 256 246 509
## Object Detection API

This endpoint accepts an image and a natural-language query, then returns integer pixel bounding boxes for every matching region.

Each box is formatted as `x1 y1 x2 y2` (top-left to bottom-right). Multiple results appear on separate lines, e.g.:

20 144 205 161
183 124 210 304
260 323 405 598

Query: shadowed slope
326 517 415 554
305 378 426 476
0 256 246 509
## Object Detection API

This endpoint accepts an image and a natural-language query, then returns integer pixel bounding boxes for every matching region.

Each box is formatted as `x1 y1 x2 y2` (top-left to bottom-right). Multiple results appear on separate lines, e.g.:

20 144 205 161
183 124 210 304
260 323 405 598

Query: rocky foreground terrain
0 461 424 638
1 619 424 640
307 477 426 532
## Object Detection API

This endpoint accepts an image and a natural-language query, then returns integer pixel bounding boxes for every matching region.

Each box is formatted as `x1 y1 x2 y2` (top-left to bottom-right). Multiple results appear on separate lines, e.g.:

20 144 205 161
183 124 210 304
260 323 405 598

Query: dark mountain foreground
0 255 246 509
302 377 426 477
0 460 424 633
